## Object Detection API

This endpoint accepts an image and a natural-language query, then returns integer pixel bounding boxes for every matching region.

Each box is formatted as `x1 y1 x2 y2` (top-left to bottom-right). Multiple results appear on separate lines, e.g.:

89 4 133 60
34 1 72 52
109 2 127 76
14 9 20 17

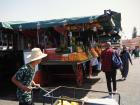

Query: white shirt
90 57 98 66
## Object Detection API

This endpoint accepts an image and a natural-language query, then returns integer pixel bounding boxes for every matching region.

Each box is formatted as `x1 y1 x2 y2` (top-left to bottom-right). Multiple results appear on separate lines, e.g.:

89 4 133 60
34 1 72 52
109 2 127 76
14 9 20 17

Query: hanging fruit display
94 46 102 56
90 48 99 57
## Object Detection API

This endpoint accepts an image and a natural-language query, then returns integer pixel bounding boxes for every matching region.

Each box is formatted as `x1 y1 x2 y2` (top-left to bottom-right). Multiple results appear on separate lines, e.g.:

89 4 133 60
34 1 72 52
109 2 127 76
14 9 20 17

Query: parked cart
42 86 121 105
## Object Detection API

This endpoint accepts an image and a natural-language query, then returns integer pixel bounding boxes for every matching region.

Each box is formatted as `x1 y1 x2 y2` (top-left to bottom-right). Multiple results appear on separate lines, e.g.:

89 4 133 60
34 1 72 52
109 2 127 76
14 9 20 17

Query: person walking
101 42 117 97
120 46 132 80
132 46 140 58
11 48 47 105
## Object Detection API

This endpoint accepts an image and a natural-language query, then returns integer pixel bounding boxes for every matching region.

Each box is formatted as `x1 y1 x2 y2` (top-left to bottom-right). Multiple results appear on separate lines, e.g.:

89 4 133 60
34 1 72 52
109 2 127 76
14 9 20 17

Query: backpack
112 52 122 69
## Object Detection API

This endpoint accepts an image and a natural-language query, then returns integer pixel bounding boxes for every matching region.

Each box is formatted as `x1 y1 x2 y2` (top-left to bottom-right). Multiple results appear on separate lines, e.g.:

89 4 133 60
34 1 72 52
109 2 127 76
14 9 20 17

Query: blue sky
0 0 140 39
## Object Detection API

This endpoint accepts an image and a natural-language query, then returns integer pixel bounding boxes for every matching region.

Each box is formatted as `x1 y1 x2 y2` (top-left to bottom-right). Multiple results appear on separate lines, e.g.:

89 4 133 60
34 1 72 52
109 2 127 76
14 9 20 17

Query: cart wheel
76 64 83 87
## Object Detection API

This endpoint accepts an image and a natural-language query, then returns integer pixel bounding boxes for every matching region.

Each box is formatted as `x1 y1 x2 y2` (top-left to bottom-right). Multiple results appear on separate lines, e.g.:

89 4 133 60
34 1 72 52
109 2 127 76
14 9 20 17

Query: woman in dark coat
120 47 132 80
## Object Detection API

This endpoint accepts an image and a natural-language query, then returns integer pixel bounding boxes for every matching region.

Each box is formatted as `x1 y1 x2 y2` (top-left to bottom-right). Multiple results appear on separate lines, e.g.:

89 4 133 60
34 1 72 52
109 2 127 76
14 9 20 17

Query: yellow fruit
71 102 79 105
57 100 71 105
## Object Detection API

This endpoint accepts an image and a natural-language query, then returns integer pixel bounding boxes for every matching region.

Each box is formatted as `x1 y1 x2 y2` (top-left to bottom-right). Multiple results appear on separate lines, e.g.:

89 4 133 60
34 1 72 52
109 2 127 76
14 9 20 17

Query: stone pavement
91 58 140 105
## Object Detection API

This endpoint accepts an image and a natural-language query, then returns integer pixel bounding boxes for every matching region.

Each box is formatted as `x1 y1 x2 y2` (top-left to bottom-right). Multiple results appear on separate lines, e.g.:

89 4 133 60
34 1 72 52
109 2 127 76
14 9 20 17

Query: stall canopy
11 17 99 30
10 10 122 33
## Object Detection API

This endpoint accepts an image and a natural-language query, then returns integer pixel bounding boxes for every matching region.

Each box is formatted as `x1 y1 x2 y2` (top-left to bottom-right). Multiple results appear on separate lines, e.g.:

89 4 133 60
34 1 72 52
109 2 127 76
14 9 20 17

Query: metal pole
44 35 48 49
19 25 22 50
37 22 40 45
0 30 2 46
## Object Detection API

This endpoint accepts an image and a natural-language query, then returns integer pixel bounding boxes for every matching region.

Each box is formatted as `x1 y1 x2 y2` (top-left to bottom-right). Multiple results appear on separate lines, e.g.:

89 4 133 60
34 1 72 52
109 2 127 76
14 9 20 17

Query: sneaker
108 94 113 98
113 90 118 94
122 77 126 80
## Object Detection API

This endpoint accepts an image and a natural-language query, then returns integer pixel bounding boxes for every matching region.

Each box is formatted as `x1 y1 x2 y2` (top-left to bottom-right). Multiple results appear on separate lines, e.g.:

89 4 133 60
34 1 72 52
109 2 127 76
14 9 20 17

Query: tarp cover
0 22 13 29
10 10 121 32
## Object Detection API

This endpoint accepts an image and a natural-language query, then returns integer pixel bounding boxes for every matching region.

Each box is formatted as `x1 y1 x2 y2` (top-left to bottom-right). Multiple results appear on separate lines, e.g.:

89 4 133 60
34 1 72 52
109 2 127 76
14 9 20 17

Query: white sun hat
26 48 47 63
106 42 111 46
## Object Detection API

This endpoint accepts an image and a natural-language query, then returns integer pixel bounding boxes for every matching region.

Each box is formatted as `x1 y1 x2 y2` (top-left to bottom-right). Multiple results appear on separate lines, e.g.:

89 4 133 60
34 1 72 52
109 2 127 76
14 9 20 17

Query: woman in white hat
11 48 47 105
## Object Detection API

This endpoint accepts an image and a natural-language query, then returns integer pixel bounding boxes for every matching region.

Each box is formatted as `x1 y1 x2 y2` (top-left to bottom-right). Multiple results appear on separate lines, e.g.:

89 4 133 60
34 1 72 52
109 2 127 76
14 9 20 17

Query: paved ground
0 58 140 105
89 58 140 105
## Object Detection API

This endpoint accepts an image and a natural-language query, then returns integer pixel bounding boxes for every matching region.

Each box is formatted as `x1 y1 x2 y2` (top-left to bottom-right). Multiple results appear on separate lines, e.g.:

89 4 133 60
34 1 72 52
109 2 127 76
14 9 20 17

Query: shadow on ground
116 78 125 82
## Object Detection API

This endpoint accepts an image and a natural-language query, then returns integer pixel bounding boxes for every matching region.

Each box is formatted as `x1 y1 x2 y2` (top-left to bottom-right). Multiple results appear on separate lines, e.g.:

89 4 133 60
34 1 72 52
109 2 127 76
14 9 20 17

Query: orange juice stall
37 42 101 87
10 10 122 87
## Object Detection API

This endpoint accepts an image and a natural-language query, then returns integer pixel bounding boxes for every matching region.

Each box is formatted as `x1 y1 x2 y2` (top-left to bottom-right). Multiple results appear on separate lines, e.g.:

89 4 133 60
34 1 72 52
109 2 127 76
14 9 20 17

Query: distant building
122 36 140 48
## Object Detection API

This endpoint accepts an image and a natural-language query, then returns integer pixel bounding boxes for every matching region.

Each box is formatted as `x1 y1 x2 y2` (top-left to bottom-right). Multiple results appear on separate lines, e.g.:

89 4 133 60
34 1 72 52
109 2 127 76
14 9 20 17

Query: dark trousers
121 62 129 78
121 68 128 78
105 70 117 94
19 102 34 105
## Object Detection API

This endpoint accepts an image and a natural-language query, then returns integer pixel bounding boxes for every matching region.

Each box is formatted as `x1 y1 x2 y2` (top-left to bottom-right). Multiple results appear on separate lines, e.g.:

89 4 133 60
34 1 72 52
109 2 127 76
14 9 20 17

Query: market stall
9 10 122 87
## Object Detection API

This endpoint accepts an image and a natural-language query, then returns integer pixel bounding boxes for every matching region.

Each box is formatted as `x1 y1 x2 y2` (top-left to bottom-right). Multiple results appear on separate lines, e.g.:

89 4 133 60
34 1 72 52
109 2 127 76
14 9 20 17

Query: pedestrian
120 46 132 80
132 46 140 58
90 57 99 76
101 42 117 97
11 48 47 105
